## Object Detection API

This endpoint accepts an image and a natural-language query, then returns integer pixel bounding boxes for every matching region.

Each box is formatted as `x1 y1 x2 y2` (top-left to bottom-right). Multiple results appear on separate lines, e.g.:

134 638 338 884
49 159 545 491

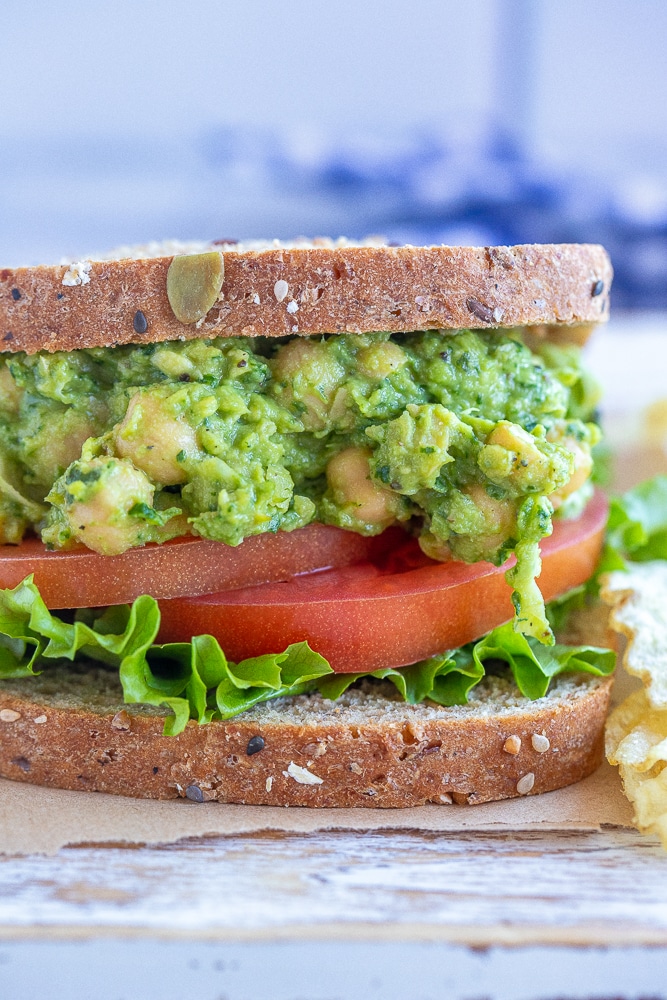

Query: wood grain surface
2 827 666 946
1 827 667 999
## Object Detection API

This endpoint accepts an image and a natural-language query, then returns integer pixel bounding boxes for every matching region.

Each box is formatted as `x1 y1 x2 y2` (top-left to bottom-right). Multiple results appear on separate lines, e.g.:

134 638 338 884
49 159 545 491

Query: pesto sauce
0 329 601 641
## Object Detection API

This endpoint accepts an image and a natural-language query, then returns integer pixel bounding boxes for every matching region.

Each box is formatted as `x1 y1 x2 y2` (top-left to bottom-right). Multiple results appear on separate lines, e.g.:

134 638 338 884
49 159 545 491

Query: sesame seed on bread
0 240 612 355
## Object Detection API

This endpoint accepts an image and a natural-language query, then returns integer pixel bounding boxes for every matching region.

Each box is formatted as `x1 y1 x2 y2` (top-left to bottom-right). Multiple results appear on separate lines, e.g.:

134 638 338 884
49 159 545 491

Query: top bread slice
0 240 612 355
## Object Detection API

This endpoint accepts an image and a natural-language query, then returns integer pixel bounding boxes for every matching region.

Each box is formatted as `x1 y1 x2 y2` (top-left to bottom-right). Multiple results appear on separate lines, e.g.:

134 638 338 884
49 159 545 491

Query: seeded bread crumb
61 236 389 264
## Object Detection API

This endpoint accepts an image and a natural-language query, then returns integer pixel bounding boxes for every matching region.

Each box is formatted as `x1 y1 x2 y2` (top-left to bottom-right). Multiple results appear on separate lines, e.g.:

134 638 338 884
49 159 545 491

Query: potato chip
617 757 667 847
603 564 667 848
606 688 667 771
602 563 667 708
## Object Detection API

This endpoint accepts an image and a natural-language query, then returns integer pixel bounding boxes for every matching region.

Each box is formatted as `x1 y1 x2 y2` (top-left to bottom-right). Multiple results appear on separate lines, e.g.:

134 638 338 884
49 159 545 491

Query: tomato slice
0 524 383 609
158 492 609 672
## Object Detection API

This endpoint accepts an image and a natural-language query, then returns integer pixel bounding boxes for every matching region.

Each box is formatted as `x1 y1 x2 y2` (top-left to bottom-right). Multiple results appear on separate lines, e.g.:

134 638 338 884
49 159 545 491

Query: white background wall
3 1 666 163
1 2 498 137
1 1 666 260
534 1 667 176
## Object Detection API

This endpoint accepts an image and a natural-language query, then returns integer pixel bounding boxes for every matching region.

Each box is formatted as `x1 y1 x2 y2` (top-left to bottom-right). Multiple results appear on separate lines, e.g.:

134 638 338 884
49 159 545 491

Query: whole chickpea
326 447 397 529
464 483 517 553
418 531 452 562
0 509 28 545
114 391 199 486
356 341 407 380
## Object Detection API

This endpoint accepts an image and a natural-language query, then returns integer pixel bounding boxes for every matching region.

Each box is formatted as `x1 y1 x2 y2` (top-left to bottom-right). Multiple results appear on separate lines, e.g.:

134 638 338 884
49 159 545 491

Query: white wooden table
1 825 666 999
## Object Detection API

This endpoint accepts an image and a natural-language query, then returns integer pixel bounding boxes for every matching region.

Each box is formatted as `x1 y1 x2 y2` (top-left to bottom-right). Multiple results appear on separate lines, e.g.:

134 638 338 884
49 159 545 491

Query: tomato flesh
158 491 609 672
0 524 382 609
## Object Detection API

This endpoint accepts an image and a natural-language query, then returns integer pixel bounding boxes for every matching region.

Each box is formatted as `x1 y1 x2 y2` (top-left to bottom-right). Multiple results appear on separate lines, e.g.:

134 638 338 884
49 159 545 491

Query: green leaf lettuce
0 575 615 734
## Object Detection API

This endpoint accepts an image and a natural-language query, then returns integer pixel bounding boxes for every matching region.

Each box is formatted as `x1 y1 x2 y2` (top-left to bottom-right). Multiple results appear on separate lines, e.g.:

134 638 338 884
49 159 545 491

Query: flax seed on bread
0 240 611 355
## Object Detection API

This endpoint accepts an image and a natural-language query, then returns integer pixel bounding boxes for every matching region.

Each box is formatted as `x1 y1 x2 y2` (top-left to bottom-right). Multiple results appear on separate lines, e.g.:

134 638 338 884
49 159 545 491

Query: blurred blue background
2 0 667 309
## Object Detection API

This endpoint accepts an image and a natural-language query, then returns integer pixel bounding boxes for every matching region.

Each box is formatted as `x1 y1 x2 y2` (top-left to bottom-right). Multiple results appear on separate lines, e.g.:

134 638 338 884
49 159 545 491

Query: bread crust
0 243 611 355
0 672 612 806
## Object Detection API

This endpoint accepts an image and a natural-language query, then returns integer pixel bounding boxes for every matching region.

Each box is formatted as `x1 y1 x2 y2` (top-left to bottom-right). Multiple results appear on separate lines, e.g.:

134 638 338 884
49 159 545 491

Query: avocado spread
0 329 600 641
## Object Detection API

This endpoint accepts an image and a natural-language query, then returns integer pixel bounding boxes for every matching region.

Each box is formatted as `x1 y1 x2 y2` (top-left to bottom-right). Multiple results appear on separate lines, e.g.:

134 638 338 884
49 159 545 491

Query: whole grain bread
0 240 612 355
0 605 615 807
0 669 613 807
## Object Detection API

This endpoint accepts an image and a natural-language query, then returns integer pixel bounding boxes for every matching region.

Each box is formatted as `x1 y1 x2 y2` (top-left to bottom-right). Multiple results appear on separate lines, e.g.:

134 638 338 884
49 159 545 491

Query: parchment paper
0 761 633 856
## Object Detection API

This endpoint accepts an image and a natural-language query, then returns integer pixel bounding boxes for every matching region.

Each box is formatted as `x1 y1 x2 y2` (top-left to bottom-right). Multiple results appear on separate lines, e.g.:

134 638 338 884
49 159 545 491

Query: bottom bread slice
0 667 612 806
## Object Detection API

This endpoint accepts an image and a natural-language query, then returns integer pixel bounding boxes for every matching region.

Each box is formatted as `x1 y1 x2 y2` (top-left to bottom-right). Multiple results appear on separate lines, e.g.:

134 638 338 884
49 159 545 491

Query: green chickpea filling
0 328 601 642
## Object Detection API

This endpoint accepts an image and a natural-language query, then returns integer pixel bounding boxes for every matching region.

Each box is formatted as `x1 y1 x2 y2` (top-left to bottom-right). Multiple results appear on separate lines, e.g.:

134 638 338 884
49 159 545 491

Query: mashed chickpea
1 328 601 640
478 420 573 497
271 339 345 431
26 411 96 489
0 366 22 415
64 458 156 555
547 424 594 508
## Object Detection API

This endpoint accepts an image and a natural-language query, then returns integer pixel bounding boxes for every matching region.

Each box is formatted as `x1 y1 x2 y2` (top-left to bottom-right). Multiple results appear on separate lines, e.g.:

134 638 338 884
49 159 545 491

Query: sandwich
0 239 616 806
